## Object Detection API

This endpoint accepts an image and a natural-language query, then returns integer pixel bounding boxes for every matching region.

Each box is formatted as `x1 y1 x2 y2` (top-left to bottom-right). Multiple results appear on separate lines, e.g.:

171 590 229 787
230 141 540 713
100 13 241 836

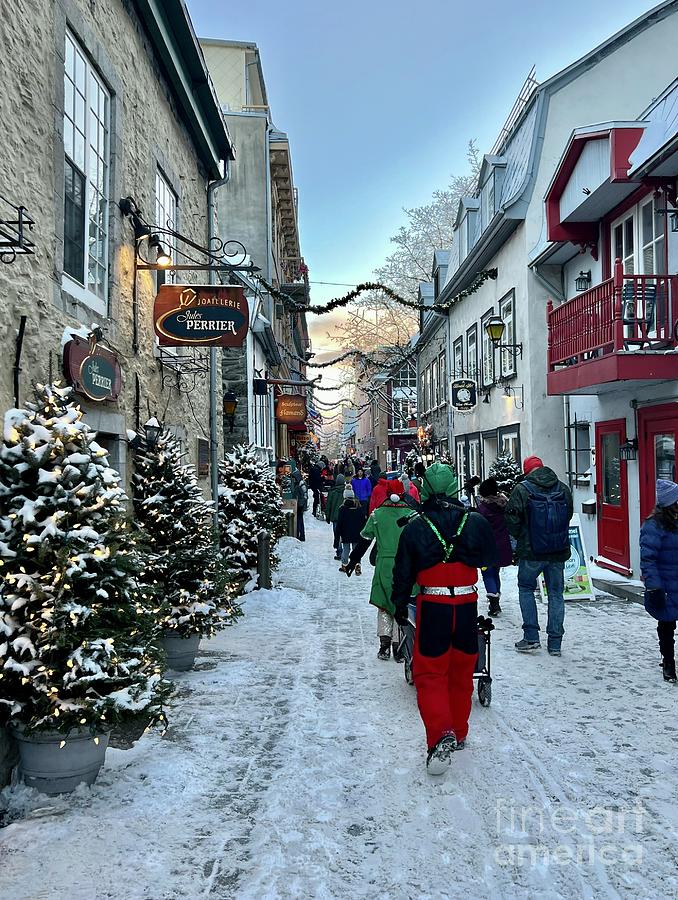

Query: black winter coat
308 465 323 489
392 499 498 611
337 502 367 543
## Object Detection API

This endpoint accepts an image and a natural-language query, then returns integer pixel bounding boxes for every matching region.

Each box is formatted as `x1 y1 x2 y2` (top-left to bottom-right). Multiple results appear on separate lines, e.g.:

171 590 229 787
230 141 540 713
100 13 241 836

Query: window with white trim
640 195 666 275
431 360 439 408
499 290 516 378
481 309 495 388
453 337 463 379
63 31 110 312
458 216 468 261
456 441 466 485
438 351 446 405
466 325 478 380
155 169 177 283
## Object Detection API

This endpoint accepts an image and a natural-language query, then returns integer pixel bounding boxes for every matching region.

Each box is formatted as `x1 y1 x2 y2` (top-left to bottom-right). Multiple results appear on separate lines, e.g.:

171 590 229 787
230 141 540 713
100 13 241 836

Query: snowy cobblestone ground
2 515 678 899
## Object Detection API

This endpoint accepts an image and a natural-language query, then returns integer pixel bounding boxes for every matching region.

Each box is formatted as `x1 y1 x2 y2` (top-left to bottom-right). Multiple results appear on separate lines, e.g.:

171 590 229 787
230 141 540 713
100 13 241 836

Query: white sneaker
426 733 457 775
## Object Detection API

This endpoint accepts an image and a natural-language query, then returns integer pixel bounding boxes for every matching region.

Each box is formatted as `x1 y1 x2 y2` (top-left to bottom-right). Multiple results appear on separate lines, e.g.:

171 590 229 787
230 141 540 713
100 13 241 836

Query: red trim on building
547 354 678 396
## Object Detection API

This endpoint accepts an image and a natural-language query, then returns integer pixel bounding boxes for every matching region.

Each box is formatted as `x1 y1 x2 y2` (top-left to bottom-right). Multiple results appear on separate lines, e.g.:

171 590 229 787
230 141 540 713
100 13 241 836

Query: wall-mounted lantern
223 390 238 432
619 437 638 461
144 417 162 449
575 270 592 292
484 315 523 358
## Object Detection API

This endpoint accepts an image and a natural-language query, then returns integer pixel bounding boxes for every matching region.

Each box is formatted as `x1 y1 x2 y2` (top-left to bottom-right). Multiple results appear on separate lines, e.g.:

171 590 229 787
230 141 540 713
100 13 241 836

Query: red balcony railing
547 259 678 370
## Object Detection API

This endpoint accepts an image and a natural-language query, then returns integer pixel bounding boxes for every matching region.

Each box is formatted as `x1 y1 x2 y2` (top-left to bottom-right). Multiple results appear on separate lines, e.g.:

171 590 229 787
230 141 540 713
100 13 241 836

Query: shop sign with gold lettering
154 285 248 347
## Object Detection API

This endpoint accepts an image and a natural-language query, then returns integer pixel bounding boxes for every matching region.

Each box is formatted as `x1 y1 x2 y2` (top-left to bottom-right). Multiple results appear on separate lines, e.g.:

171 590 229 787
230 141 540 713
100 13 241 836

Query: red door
638 403 678 522
595 419 630 573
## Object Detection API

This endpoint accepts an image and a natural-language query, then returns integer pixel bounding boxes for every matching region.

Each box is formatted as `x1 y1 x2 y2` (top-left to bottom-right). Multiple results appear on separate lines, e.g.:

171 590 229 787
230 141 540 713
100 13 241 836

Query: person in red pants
392 463 497 775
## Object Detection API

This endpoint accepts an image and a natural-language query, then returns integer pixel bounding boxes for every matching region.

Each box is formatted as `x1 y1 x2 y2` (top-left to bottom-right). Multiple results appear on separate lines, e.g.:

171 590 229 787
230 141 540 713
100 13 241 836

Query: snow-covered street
2 515 678 900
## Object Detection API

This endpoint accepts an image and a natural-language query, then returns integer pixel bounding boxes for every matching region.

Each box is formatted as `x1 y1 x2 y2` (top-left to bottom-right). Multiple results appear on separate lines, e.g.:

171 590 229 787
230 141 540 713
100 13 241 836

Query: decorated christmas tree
218 443 287 586
131 423 235 635
0 384 163 734
488 453 522 495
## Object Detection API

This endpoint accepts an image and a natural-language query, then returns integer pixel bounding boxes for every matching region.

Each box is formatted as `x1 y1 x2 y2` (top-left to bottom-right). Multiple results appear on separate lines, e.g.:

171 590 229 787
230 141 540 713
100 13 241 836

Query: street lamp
144 417 162 448
575 270 592 292
484 315 523 358
223 390 238 433
148 233 172 267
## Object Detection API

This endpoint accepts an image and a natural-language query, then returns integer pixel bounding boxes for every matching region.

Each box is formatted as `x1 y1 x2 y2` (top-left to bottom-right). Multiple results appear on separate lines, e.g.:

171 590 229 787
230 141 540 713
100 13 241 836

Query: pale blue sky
189 0 657 309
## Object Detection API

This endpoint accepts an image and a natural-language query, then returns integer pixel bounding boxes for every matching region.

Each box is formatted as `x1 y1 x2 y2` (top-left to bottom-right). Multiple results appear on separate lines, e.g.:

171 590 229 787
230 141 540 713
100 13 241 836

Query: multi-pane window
640 196 666 275
481 175 495 230
459 215 468 261
393 362 416 389
456 441 466 485
453 338 463 379
613 214 635 275
467 325 478 380
63 31 110 309
439 352 446 403
481 310 495 387
391 397 411 430
431 360 439 407
499 291 516 378
254 392 271 449
155 169 177 281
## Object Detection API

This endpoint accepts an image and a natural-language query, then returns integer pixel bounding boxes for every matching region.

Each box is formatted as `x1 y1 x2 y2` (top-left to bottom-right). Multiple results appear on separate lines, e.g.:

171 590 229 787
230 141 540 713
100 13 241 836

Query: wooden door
638 404 678 522
595 419 630 572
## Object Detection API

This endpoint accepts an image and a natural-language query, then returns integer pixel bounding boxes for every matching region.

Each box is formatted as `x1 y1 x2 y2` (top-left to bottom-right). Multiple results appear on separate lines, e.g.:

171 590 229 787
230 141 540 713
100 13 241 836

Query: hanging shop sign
153 284 248 347
451 379 477 411
275 393 307 425
63 335 122 402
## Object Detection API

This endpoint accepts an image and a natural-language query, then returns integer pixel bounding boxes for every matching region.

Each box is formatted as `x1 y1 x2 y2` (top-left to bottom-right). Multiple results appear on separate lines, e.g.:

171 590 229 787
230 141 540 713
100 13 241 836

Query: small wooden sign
63 336 122 403
154 284 248 347
275 394 307 425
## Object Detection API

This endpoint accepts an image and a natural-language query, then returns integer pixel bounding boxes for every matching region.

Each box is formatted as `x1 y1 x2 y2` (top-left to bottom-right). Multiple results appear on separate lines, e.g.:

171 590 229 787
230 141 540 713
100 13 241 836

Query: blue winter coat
639 517 678 621
352 477 373 502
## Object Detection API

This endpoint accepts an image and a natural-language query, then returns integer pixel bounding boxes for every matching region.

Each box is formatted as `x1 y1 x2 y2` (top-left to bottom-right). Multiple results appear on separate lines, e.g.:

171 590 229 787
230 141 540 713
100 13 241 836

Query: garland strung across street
258 268 498 316
277 341 416 371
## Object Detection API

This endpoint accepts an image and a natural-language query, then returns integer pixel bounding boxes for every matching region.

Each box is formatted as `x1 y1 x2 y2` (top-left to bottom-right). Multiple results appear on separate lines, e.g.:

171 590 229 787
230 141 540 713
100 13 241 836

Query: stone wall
0 0 224 784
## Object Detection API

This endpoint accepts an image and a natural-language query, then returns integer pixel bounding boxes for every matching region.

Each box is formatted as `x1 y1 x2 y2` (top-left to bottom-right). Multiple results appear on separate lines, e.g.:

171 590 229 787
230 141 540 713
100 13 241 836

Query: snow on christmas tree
0 384 163 734
488 453 522 495
131 423 235 635
218 444 287 587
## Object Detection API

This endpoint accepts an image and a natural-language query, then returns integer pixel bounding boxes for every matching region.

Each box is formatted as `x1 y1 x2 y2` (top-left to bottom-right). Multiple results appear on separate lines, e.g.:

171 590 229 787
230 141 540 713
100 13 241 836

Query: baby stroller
396 603 494 707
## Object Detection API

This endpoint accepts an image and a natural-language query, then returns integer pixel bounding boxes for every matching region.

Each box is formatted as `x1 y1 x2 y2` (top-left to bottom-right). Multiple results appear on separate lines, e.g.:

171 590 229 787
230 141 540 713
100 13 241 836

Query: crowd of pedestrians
279 449 678 774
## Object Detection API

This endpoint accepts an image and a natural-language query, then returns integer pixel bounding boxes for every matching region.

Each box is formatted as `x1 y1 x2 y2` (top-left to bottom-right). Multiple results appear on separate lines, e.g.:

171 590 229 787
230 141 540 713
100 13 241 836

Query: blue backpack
523 481 570 555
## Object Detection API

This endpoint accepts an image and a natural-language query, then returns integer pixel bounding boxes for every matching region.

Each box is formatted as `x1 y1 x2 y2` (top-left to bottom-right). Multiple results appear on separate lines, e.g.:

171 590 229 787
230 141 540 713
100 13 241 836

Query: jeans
517 559 565 649
341 541 356 564
332 523 341 552
482 565 501 596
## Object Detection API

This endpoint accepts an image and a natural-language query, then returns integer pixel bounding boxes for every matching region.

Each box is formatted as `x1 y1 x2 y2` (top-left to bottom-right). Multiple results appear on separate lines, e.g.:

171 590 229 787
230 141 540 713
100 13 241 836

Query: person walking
308 461 323 518
640 479 678 684
476 477 513 616
391 463 497 775
345 481 417 660
337 487 367 574
411 461 426 495
352 467 373 513
289 459 308 542
369 474 391 513
505 456 573 656
460 475 481 509
369 459 381 487
325 473 346 559
402 473 421 505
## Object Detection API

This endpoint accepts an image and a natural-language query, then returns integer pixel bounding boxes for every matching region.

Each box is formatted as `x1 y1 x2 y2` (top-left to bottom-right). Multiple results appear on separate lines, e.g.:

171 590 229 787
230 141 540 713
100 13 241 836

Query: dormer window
478 157 507 232
459 217 468 261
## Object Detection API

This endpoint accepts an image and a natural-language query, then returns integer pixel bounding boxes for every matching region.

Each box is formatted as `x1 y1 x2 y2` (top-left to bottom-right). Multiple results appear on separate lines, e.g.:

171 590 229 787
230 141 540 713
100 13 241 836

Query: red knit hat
389 480 405 498
523 456 544 474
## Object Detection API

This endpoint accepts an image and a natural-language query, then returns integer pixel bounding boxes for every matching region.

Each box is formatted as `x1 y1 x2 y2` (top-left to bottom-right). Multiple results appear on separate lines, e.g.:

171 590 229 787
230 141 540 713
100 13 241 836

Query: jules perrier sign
451 379 477 411
63 335 122 403
275 394 307 425
154 285 248 347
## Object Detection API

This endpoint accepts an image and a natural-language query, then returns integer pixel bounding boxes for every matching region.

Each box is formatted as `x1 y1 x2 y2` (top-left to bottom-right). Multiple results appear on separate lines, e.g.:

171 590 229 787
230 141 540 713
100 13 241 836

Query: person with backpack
505 456 573 655
289 459 308 542
391 463 498 775
325 474 346 559
476 477 513 617
344 480 417 661
337 487 367 574
369 459 382 487
308 461 323 518
639 479 678 684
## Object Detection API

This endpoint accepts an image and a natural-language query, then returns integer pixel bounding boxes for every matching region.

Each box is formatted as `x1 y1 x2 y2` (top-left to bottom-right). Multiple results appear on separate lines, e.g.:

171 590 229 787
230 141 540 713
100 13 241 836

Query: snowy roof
629 79 678 174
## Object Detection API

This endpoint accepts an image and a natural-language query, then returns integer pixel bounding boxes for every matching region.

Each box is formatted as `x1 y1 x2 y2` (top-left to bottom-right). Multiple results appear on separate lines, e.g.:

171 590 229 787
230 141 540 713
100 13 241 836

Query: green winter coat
361 499 417 614
325 480 345 524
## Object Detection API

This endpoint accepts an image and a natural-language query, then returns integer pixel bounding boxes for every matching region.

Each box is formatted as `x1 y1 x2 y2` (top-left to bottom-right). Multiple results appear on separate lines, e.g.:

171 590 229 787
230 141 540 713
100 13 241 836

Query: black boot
488 593 502 617
377 636 391 661
658 622 677 683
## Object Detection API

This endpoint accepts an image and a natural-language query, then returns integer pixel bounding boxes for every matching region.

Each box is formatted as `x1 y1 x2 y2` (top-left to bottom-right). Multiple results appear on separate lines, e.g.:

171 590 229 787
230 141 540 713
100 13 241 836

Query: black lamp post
223 391 238 433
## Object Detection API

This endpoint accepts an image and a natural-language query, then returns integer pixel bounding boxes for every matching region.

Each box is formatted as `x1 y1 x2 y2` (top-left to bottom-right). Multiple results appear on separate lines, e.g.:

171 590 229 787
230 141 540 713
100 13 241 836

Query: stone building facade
0 0 233 489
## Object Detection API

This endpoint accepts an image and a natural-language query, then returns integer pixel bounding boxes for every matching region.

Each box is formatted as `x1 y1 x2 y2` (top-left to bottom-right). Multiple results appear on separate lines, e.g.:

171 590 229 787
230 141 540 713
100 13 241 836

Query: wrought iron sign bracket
0 195 35 263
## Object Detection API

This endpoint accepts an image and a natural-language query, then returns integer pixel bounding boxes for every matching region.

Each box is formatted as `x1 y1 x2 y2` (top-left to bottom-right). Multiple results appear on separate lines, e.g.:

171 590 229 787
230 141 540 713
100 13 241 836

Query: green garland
257 268 498 316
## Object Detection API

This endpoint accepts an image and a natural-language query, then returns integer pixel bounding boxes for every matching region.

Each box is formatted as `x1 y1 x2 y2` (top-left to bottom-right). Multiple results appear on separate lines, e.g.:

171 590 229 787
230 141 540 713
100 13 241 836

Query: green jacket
361 499 417 614
505 467 573 562
325 483 345 524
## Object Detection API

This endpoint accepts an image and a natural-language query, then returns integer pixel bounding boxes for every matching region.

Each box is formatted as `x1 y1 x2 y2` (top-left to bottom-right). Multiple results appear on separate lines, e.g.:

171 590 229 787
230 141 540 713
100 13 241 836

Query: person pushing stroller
392 463 497 775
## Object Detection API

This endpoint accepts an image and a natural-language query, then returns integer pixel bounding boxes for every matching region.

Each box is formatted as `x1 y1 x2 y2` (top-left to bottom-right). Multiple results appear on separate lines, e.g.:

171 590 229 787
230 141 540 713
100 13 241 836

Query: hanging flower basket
11 727 111 795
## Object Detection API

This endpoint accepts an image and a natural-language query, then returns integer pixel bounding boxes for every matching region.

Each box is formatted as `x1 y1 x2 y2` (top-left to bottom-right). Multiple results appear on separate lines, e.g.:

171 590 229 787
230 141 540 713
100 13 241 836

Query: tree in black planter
0 384 164 739
218 443 287 588
488 453 522 496
131 424 235 638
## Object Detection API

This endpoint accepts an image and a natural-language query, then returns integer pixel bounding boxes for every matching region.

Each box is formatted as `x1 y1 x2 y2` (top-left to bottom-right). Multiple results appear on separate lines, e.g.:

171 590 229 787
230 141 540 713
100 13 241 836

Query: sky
187 0 661 431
